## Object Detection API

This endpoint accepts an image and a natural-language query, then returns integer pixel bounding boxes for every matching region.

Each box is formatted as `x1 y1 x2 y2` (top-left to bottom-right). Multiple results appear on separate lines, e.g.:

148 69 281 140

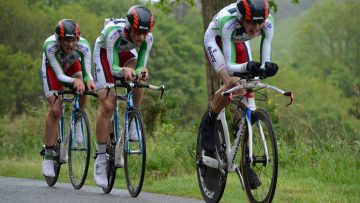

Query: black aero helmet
55 19 80 40
236 0 269 24
126 5 154 33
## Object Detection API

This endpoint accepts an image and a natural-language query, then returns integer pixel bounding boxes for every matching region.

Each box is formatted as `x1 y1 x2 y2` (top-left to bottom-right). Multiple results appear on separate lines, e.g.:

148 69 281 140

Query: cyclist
93 5 154 187
200 0 278 189
41 19 95 177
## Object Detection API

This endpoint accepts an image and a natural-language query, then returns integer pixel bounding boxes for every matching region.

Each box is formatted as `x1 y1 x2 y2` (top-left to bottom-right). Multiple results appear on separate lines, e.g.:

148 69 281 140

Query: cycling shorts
42 59 82 98
93 45 137 90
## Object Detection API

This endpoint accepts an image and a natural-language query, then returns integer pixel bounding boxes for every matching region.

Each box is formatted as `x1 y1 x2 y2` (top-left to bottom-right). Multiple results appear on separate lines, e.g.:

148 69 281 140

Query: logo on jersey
77 44 90 53
226 20 237 31
207 46 216 63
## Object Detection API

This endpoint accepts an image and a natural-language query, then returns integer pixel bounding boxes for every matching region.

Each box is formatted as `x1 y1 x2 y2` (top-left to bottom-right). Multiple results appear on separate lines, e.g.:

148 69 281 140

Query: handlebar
53 89 98 103
221 79 294 106
101 81 166 100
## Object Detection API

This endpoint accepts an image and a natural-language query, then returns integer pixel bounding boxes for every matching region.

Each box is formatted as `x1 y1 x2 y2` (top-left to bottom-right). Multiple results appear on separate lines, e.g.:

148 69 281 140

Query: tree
200 0 233 104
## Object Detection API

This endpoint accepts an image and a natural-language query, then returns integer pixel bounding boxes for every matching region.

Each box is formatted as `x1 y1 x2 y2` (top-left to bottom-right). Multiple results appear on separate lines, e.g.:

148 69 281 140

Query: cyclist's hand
87 80 96 91
264 62 279 77
138 68 149 81
121 67 136 81
224 76 246 96
73 78 85 94
246 61 265 77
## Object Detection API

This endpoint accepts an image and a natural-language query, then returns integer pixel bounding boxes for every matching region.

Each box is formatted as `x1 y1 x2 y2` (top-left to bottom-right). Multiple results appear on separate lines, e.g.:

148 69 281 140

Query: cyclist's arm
104 27 123 78
76 37 93 84
135 33 153 75
221 19 248 75
260 15 274 65
43 39 74 86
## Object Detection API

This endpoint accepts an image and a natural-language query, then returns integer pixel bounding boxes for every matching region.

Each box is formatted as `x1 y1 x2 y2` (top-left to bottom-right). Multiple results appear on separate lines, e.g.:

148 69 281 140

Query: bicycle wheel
102 123 117 194
44 140 61 187
196 112 227 203
68 110 91 190
124 107 146 197
241 109 278 203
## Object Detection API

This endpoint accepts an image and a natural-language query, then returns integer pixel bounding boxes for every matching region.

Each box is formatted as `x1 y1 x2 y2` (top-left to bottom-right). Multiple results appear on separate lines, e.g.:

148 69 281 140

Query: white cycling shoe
42 159 55 177
74 121 83 144
129 120 138 141
94 154 108 187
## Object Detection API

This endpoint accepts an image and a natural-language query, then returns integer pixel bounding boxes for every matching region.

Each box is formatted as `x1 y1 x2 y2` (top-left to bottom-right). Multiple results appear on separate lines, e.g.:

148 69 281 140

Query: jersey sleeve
104 27 123 78
135 33 153 74
43 40 75 85
260 15 275 64
221 18 248 75
76 37 93 84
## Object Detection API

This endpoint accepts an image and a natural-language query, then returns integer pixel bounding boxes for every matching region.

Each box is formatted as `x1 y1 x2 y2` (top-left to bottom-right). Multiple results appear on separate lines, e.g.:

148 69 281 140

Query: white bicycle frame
202 79 293 186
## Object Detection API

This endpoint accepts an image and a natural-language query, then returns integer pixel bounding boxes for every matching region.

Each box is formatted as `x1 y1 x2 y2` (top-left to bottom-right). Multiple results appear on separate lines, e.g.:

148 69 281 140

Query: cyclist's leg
42 62 63 177
93 45 117 187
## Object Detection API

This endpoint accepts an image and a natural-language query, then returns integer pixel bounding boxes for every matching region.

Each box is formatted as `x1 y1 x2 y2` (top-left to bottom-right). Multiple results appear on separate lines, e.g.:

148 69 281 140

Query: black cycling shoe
247 167 262 189
200 110 217 158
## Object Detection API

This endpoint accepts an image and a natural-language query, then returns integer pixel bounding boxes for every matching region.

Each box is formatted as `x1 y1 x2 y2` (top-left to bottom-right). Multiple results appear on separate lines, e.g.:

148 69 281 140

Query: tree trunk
201 0 234 106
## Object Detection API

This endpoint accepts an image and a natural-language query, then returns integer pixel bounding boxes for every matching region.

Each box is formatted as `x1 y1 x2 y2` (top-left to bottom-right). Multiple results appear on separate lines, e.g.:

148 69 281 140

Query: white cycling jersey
204 3 274 75
93 18 153 78
42 35 93 85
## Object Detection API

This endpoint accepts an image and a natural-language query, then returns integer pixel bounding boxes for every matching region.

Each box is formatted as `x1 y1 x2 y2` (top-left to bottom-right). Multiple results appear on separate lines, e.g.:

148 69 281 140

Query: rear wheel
241 109 278 203
68 110 91 190
124 107 146 197
196 112 227 203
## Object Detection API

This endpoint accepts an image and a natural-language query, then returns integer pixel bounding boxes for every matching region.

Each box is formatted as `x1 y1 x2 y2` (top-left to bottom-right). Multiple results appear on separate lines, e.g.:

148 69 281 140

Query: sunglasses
133 28 149 35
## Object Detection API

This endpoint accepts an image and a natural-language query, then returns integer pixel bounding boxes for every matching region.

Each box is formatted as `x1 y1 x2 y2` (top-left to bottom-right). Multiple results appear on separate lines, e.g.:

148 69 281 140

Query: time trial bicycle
98 79 165 197
196 74 293 203
40 89 97 189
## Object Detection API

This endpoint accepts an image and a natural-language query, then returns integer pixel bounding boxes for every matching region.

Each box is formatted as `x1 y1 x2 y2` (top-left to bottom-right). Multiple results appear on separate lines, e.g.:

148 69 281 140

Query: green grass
1 157 358 203
0 106 359 202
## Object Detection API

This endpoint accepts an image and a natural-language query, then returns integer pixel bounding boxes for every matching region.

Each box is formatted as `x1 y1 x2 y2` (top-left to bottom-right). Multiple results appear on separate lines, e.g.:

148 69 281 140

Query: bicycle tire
124 107 146 197
196 111 227 203
68 110 91 190
102 122 117 194
241 109 278 203
44 140 61 187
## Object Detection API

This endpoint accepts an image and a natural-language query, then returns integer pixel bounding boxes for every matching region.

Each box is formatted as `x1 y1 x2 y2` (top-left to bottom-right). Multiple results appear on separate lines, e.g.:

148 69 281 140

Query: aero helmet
55 19 80 40
236 0 269 24
126 5 154 33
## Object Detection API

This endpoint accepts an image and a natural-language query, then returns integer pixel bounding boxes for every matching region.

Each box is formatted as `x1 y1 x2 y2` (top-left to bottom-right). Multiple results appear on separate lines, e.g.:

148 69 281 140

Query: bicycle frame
202 79 293 176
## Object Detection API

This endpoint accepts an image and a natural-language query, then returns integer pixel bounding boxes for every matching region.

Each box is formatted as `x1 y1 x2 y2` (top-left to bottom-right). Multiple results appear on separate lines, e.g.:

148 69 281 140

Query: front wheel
124 107 146 197
68 110 91 190
196 111 227 203
241 109 278 203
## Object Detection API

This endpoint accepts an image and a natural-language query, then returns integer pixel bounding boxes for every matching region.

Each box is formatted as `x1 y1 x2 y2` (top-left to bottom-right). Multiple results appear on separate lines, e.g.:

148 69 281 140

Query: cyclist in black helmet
201 0 279 189
41 19 95 177
92 5 155 187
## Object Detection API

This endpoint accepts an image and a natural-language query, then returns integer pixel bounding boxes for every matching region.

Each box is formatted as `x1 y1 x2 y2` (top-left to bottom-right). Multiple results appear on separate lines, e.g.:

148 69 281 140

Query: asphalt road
0 176 203 203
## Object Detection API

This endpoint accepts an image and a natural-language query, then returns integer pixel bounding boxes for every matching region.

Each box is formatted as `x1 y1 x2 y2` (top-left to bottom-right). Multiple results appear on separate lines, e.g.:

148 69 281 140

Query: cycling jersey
93 18 153 81
42 35 93 85
204 3 274 75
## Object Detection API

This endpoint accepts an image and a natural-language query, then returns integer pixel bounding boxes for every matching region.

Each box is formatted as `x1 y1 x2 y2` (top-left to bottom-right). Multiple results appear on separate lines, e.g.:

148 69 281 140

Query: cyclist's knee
100 100 116 118
49 106 62 120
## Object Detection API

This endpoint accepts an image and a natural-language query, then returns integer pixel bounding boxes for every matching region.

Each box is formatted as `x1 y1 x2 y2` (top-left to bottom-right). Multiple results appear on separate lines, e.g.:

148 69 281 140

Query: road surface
0 176 203 203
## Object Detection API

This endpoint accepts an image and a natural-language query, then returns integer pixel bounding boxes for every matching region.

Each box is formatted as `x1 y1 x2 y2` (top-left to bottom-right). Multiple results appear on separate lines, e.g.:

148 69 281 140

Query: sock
97 142 107 154
44 146 55 160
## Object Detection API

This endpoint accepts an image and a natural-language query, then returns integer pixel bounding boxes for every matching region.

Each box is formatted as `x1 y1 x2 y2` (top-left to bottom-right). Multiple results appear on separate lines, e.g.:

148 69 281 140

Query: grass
0 106 359 202
1 151 359 203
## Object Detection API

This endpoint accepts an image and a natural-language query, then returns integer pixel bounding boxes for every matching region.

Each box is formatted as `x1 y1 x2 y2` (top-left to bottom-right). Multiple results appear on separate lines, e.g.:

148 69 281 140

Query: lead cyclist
200 0 279 189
